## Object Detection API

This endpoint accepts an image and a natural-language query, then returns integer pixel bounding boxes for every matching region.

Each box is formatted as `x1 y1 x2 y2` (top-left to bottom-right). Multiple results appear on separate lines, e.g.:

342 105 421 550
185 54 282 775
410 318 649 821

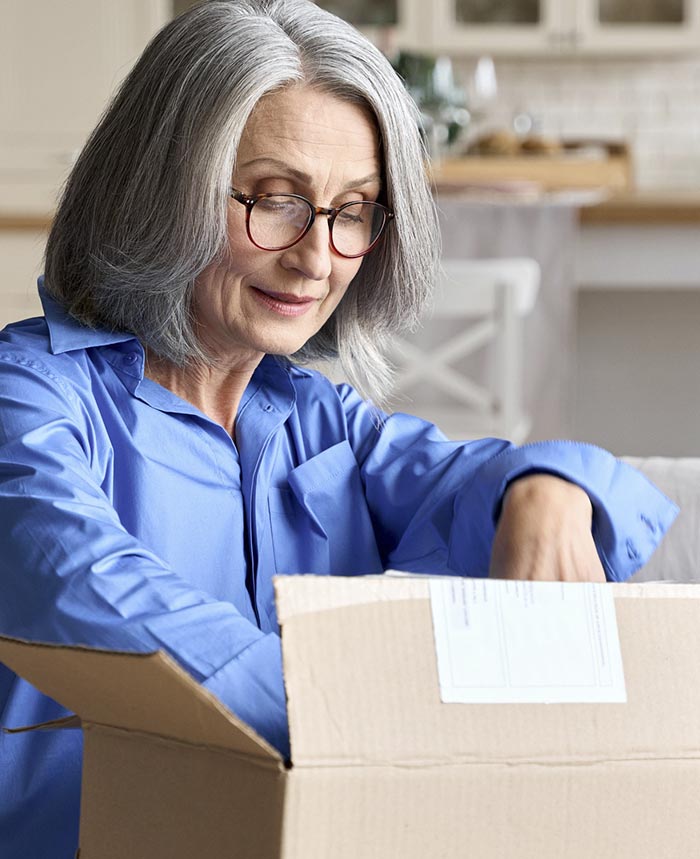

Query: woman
0 2 676 857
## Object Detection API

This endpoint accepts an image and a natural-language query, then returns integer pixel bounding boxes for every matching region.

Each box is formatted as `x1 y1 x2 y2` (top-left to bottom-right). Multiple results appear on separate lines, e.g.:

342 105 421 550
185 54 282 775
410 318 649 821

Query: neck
144 351 262 437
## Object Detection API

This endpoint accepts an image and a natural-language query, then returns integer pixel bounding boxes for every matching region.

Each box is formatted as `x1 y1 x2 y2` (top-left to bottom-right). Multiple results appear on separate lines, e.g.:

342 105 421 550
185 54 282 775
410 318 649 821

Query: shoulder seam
0 351 82 406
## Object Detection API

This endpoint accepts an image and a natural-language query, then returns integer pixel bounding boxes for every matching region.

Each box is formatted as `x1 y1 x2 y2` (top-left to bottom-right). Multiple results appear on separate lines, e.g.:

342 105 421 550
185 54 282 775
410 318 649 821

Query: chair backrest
432 258 540 319
390 256 541 443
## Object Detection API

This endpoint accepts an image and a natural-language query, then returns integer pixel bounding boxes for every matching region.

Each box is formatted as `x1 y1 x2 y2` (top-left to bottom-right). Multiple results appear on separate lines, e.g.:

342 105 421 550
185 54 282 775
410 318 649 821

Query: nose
279 215 333 281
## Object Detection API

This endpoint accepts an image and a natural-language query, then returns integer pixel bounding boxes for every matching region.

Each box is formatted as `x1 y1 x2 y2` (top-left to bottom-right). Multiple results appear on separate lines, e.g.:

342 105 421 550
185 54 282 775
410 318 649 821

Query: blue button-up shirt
0 288 678 858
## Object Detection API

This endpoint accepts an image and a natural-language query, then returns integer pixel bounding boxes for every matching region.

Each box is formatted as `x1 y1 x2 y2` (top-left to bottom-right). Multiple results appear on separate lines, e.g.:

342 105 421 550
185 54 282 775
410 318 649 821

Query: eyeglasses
229 187 394 259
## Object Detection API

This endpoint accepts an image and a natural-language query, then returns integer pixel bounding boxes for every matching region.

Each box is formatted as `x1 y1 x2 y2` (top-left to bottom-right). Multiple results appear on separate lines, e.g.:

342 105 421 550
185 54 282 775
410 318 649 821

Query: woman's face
193 84 383 368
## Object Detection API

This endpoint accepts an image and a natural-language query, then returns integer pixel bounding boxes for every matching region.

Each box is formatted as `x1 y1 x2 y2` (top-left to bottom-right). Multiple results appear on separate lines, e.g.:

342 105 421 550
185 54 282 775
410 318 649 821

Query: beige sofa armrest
623 456 700 582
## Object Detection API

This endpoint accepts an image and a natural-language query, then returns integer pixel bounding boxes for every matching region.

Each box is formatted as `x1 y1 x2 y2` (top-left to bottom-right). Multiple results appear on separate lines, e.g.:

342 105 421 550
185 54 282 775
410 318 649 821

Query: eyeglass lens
249 196 387 257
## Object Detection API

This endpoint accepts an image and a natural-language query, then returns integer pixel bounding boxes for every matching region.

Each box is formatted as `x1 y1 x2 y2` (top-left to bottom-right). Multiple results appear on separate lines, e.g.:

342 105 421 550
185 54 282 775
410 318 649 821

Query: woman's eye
256 197 299 212
259 199 285 209
337 210 364 224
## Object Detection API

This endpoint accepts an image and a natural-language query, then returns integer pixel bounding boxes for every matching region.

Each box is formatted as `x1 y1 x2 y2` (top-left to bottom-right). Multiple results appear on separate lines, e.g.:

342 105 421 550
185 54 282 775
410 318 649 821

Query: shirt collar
38 277 138 355
37 277 308 414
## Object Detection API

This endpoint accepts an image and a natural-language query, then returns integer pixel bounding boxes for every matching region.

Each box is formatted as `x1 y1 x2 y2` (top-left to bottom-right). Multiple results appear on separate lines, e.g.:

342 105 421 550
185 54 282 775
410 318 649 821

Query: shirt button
124 353 139 365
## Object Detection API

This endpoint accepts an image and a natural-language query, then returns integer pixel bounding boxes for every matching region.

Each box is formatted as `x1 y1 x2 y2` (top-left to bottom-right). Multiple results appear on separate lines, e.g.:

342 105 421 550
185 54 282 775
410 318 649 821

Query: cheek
222 226 271 278
225 217 252 259
332 257 364 293
224 205 267 268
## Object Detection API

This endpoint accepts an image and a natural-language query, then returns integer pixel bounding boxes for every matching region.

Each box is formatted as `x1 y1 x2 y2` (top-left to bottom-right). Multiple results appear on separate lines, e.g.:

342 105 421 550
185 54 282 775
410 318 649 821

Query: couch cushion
624 456 700 582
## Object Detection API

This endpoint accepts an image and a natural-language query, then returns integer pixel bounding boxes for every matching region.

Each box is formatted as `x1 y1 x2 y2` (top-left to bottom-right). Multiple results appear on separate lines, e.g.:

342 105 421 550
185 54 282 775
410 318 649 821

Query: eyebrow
237 157 382 191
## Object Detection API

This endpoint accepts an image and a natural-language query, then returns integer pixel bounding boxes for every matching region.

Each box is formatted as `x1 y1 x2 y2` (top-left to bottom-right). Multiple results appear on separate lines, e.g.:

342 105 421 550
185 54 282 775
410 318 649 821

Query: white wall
0 229 46 326
574 288 700 456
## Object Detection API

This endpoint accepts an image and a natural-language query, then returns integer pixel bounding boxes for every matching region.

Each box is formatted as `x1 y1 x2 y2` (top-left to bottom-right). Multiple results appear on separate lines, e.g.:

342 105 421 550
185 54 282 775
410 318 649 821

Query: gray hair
44 0 438 405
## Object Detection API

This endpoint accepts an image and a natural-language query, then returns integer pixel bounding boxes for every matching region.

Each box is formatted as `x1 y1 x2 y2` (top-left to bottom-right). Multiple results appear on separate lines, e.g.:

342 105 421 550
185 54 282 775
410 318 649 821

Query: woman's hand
489 474 606 582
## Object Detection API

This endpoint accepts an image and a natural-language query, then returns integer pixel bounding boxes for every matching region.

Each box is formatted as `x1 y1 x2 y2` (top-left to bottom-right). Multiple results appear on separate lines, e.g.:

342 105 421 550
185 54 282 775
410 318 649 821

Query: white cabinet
312 0 427 50
175 0 426 49
165 2 700 66
575 0 700 53
0 0 170 214
431 0 559 55
430 0 700 55
305 0 700 56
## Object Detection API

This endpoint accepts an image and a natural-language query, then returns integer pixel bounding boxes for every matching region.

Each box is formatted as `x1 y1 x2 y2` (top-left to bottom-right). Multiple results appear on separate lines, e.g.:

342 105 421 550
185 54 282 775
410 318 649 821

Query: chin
268 343 309 359
253 334 311 358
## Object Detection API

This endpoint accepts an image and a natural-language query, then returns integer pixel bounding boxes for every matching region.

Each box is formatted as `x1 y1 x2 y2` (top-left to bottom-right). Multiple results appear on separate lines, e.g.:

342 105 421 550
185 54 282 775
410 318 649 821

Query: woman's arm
489 474 605 581
0 357 289 755
340 385 678 581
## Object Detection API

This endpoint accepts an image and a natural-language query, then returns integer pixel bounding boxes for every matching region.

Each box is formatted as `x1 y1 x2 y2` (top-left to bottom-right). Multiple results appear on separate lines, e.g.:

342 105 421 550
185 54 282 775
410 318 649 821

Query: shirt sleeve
339 385 679 582
0 356 289 757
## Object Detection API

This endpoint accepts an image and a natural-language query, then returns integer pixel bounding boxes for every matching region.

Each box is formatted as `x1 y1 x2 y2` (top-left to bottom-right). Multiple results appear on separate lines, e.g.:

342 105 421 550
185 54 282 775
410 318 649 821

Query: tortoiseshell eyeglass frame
229 187 395 259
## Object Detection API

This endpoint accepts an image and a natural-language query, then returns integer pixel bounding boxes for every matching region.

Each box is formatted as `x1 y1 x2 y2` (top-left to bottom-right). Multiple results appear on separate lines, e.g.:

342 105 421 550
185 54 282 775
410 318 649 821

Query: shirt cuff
447 441 680 581
202 632 290 759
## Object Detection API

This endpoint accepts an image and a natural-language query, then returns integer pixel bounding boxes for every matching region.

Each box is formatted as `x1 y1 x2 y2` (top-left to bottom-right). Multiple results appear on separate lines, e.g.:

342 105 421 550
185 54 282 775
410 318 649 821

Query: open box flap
0 635 280 764
275 575 700 768
4 714 82 733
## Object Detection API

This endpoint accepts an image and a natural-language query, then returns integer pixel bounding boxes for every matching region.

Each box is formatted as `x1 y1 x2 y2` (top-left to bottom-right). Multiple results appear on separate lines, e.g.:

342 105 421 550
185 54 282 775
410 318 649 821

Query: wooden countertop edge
580 200 700 224
0 214 53 230
4 199 700 228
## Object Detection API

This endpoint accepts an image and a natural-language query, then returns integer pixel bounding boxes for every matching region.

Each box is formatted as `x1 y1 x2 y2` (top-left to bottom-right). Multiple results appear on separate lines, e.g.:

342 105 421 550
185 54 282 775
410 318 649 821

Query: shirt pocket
268 440 383 577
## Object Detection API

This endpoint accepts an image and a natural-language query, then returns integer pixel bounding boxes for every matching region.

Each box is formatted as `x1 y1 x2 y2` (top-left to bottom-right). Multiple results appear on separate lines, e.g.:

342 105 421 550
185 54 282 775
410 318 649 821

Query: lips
254 288 316 304
250 286 319 317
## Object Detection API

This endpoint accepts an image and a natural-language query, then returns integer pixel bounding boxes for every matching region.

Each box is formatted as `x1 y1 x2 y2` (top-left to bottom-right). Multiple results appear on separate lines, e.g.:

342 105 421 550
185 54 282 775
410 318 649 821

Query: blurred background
2 0 700 455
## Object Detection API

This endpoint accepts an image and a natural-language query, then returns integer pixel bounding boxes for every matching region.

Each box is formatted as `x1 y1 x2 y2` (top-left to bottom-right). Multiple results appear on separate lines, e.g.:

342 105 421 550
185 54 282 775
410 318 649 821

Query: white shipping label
429 578 626 704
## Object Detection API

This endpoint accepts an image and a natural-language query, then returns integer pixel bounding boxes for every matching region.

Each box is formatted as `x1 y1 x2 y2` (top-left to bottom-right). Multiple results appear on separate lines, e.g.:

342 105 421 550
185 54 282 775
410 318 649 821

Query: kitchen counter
579 190 700 224
431 148 700 223
432 146 631 196
576 190 700 291
433 185 700 224
0 214 52 231
11 188 699 229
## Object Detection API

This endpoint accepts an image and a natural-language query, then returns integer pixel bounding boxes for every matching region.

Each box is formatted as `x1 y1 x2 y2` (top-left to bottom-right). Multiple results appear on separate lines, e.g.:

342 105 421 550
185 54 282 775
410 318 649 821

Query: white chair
390 257 540 443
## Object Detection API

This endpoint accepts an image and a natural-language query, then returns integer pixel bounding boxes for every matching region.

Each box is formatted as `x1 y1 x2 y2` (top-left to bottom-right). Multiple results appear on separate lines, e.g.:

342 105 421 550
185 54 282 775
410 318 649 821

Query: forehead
236 85 382 176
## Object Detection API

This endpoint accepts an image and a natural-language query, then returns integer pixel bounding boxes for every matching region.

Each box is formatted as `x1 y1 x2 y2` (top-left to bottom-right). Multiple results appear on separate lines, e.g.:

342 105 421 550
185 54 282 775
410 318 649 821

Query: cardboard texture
2 576 700 858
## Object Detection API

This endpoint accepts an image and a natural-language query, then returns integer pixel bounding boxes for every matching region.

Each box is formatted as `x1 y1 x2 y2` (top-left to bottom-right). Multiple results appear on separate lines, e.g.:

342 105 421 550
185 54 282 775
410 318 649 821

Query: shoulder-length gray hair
44 0 438 405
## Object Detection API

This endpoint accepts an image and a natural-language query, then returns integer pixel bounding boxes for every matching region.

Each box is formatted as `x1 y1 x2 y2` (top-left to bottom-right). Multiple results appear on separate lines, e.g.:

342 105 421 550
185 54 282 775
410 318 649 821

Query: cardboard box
2 576 700 858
